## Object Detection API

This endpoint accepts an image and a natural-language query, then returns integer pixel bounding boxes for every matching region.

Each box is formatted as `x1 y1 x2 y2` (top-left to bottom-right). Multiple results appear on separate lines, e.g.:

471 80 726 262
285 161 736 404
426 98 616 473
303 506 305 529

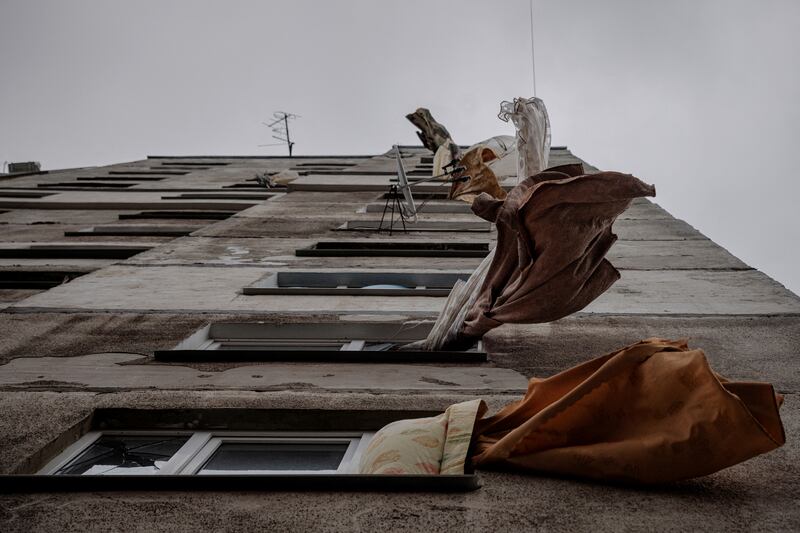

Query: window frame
295 240 489 258
154 321 486 363
242 270 472 297
39 430 375 477
337 220 491 233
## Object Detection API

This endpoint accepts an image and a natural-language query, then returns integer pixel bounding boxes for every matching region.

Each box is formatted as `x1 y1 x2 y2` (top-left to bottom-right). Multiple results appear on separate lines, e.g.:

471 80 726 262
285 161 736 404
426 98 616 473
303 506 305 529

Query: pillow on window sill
358 399 486 475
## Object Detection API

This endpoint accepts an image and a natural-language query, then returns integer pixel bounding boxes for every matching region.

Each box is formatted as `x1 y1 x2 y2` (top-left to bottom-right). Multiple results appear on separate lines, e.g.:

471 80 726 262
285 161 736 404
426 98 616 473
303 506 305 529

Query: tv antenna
377 145 466 234
259 111 300 156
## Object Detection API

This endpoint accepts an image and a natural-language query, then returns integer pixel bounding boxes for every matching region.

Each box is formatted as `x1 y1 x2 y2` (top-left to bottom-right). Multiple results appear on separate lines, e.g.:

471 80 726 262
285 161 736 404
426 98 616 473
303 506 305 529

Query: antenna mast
260 111 300 157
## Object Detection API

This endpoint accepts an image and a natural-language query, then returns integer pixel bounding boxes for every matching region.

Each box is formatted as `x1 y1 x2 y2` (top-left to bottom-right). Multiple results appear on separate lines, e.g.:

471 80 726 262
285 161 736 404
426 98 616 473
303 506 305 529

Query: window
0 190 55 198
155 322 485 362
77 176 165 182
156 161 230 167
109 170 189 176
243 271 471 296
38 181 135 189
16 408 479 491
119 210 236 220
0 269 87 289
0 244 151 259
160 192 276 200
379 191 449 201
364 201 472 214
338 220 491 232
39 430 372 477
296 241 489 258
65 225 195 237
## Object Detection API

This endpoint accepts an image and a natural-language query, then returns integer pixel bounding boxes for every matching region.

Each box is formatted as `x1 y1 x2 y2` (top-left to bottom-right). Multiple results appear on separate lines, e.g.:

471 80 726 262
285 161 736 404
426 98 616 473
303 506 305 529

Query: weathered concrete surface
122 235 747 271
0 289 41 309
122 236 489 270
10 265 799 315
608 239 749 270
0 312 240 363
483 315 800 391
0 353 527 393
586 269 800 315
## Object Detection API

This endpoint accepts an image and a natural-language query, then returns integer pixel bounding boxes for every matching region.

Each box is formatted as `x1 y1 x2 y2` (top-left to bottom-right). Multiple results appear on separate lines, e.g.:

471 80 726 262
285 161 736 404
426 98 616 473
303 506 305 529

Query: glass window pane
199 442 349 474
56 435 189 476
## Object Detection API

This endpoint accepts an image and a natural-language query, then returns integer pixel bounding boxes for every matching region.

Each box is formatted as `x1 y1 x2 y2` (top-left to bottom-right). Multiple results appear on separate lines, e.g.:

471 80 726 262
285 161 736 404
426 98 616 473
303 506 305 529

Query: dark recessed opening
77 176 165 182
159 162 230 166
294 162 358 167
244 271 471 296
0 190 55 198
160 193 275 200
65 225 195 237
297 170 396 176
379 191 449 201
222 183 288 190
0 245 150 259
155 322 485 363
150 166 208 171
0 270 88 289
297 241 489 258
339 220 491 233
38 182 134 189
109 170 188 176
119 210 237 220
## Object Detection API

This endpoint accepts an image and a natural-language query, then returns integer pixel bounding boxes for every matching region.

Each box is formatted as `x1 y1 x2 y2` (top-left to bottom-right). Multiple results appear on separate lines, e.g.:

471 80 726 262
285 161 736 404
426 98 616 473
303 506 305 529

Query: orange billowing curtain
473 339 785 484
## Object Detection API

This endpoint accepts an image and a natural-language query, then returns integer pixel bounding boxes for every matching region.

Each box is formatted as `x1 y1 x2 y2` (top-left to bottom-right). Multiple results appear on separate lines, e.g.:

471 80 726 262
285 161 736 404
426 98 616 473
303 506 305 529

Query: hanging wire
529 0 538 97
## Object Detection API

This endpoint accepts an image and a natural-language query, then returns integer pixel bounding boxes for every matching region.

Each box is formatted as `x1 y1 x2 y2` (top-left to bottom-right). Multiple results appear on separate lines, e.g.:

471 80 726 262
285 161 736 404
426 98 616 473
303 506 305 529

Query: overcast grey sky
1 0 798 294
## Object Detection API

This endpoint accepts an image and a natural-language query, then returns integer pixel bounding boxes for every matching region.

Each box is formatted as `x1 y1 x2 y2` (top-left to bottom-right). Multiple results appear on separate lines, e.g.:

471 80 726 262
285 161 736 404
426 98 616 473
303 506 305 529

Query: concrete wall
0 148 798 532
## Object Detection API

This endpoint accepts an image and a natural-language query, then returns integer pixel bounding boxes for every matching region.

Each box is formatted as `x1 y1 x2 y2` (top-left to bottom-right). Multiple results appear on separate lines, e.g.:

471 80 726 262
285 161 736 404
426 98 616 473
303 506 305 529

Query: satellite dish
394 145 417 220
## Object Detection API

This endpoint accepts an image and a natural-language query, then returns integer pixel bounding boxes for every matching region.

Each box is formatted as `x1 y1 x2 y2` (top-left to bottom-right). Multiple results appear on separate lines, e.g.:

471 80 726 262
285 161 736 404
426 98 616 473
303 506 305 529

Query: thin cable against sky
529 0 537 97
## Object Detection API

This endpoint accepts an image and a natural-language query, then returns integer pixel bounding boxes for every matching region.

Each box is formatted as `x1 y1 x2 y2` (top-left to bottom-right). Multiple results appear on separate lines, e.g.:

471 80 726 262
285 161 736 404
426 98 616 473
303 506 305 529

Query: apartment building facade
0 147 798 530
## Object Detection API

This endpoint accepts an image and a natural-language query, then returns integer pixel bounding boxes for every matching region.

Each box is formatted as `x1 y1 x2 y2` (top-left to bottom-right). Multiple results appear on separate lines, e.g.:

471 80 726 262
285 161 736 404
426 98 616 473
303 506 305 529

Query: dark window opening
55 435 190 476
160 192 275 200
77 176 165 182
379 191 449 201
339 220 491 233
158 161 230 167
0 245 150 259
296 241 489 258
243 271 471 296
109 170 188 176
0 190 55 198
0 269 87 289
65 225 195 237
155 322 485 363
119 210 237 221
294 162 358 167
38 182 135 189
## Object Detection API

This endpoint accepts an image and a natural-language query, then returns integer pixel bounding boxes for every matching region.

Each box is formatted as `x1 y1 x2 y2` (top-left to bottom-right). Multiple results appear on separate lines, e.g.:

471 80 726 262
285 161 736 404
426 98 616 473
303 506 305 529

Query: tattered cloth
455 163 656 347
472 338 786 484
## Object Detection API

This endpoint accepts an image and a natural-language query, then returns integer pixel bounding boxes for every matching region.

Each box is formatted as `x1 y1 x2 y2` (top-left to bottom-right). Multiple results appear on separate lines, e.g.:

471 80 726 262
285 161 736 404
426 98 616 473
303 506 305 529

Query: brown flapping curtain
449 145 508 203
473 339 786 484
452 163 656 348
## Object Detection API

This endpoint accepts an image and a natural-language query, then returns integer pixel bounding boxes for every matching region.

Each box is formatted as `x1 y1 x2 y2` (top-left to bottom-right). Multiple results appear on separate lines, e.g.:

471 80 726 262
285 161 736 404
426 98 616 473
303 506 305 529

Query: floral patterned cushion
358 399 485 475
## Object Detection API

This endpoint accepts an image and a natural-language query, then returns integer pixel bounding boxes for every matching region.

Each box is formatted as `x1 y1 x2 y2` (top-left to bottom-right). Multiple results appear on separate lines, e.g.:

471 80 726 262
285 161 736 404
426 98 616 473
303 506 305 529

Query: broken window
24 408 479 491
40 431 369 476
